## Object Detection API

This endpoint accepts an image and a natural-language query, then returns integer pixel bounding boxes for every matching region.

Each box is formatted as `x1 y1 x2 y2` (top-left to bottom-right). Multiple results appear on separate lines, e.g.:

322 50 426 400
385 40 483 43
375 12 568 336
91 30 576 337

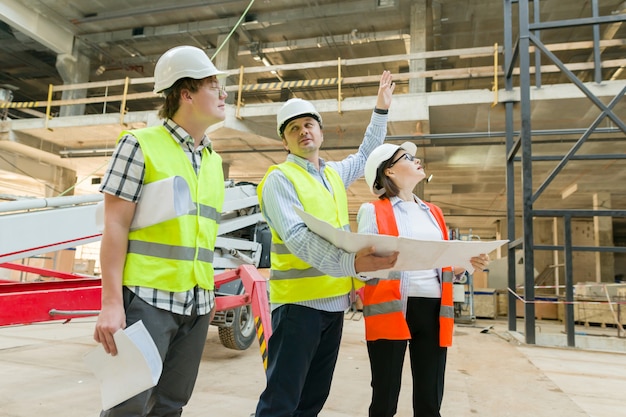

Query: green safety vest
121 125 224 292
258 161 353 303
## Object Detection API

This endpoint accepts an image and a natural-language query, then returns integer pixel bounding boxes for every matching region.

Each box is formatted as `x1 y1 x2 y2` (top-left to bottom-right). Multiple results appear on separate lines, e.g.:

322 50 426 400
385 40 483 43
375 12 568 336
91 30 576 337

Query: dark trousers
255 304 344 417
367 297 447 417
100 288 211 417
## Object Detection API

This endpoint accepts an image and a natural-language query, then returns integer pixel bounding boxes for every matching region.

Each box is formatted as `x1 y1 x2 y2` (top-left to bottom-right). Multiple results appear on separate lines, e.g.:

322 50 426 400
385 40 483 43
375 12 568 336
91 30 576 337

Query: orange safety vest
362 198 455 347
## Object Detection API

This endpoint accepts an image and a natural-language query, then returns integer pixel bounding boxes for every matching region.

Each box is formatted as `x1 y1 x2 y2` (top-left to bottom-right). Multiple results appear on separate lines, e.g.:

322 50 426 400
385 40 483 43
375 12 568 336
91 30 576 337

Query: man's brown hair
157 77 216 120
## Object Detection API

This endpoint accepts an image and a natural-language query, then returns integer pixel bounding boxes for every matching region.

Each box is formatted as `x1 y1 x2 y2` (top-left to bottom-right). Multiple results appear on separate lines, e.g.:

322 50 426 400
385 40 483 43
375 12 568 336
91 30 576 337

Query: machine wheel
218 303 256 350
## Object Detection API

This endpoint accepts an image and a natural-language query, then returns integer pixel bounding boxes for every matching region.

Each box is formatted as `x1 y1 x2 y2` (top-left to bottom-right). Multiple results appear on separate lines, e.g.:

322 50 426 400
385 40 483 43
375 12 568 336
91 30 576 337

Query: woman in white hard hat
357 143 489 417
94 45 228 416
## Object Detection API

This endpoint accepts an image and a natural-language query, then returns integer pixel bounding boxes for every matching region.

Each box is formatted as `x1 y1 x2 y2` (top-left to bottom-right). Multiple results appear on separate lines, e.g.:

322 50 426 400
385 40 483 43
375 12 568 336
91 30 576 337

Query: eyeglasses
389 153 415 167
207 84 227 97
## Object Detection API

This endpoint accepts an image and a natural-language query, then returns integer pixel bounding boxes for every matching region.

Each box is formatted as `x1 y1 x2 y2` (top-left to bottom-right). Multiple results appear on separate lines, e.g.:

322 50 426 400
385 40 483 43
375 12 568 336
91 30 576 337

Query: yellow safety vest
121 125 224 292
258 161 353 303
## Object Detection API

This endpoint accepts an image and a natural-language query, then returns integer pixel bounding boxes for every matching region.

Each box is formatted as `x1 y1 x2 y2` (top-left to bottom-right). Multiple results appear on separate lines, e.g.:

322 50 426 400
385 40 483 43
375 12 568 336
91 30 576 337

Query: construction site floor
1 315 625 417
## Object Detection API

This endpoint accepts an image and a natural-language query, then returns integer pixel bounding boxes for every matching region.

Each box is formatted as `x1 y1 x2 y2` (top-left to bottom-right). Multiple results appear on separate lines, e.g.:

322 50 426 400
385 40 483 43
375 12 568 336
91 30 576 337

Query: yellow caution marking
243 78 339 91
255 316 268 370
0 101 44 109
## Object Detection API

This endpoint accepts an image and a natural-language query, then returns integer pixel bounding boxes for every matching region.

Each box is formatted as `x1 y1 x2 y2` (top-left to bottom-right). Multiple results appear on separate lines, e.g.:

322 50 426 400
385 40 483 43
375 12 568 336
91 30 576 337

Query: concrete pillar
56 52 90 117
569 219 597 283
593 192 615 282
495 219 502 259
215 33 239 105
409 0 427 94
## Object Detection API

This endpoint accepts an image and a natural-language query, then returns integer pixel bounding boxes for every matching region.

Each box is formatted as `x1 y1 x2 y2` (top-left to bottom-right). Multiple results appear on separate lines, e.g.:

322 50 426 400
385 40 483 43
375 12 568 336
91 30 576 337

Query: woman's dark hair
157 77 214 120
375 150 401 199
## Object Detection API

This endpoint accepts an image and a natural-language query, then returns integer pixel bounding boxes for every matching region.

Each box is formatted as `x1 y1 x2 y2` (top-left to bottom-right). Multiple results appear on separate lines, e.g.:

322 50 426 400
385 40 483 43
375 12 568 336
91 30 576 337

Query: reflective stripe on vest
362 199 411 341
121 125 224 292
258 161 353 303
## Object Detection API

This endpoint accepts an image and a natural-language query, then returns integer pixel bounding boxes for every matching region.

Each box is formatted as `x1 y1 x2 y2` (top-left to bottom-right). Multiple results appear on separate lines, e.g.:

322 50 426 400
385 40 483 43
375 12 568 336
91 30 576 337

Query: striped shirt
99 119 215 316
260 111 389 312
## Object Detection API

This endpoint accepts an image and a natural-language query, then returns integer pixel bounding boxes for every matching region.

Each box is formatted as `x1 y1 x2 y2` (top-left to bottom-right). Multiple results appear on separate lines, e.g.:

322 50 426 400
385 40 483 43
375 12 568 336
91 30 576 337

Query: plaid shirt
99 119 215 315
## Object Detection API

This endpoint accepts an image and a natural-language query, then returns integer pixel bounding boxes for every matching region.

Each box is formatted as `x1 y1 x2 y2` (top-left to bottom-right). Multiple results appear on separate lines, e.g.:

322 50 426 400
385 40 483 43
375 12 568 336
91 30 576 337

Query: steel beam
0 0 74 55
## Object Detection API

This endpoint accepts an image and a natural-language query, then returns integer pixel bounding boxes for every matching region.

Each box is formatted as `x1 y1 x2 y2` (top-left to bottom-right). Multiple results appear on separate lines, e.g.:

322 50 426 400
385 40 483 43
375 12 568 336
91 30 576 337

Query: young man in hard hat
253 70 399 417
94 45 228 416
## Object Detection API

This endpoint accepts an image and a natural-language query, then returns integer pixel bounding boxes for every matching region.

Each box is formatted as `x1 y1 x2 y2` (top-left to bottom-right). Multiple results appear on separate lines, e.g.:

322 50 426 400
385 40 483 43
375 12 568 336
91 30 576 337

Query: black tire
217 303 256 350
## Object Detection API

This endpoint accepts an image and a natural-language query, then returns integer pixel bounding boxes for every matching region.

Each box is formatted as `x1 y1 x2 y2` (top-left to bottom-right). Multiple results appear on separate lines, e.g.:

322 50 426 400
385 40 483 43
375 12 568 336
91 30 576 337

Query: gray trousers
100 288 210 417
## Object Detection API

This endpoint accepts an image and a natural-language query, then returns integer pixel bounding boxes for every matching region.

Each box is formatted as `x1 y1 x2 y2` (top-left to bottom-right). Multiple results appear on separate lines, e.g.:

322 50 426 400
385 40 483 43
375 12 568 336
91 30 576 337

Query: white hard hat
276 98 322 137
364 141 418 196
153 45 226 94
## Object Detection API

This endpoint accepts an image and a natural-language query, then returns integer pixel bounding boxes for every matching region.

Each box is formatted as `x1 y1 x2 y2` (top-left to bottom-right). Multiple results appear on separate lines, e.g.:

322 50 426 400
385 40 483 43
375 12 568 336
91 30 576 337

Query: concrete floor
1 316 625 417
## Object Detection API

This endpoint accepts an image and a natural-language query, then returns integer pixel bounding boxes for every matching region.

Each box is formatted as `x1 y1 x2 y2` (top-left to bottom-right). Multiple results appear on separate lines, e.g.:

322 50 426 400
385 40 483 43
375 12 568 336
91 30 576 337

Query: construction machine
0 180 272 353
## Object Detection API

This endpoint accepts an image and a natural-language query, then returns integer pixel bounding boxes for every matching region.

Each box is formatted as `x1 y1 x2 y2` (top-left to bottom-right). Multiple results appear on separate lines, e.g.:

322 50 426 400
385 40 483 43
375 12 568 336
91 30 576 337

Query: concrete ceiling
0 0 625 241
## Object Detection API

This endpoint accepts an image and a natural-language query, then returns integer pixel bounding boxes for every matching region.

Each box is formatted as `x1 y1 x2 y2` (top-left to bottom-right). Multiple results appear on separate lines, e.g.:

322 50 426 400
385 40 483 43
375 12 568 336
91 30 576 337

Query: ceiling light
59 148 114 158
0 88 13 103
377 0 396 7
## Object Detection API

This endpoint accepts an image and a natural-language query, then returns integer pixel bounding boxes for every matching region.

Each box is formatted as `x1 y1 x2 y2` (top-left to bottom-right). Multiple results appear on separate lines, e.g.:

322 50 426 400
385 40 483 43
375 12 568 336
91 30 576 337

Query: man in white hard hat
94 45 228 416
253 71 399 417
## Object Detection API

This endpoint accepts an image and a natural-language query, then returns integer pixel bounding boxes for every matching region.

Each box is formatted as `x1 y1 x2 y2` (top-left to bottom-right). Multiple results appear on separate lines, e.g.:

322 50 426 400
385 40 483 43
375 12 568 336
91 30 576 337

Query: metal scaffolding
503 0 626 345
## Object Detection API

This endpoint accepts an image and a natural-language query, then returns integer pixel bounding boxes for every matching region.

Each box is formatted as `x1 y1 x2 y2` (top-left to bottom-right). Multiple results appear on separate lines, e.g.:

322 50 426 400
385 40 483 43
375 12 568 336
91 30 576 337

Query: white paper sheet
83 320 163 411
95 176 194 231
295 207 508 278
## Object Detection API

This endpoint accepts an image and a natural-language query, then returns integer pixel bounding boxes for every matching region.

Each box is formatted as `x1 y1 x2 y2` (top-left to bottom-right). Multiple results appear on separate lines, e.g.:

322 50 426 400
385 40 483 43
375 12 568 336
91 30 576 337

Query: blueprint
296 207 508 278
